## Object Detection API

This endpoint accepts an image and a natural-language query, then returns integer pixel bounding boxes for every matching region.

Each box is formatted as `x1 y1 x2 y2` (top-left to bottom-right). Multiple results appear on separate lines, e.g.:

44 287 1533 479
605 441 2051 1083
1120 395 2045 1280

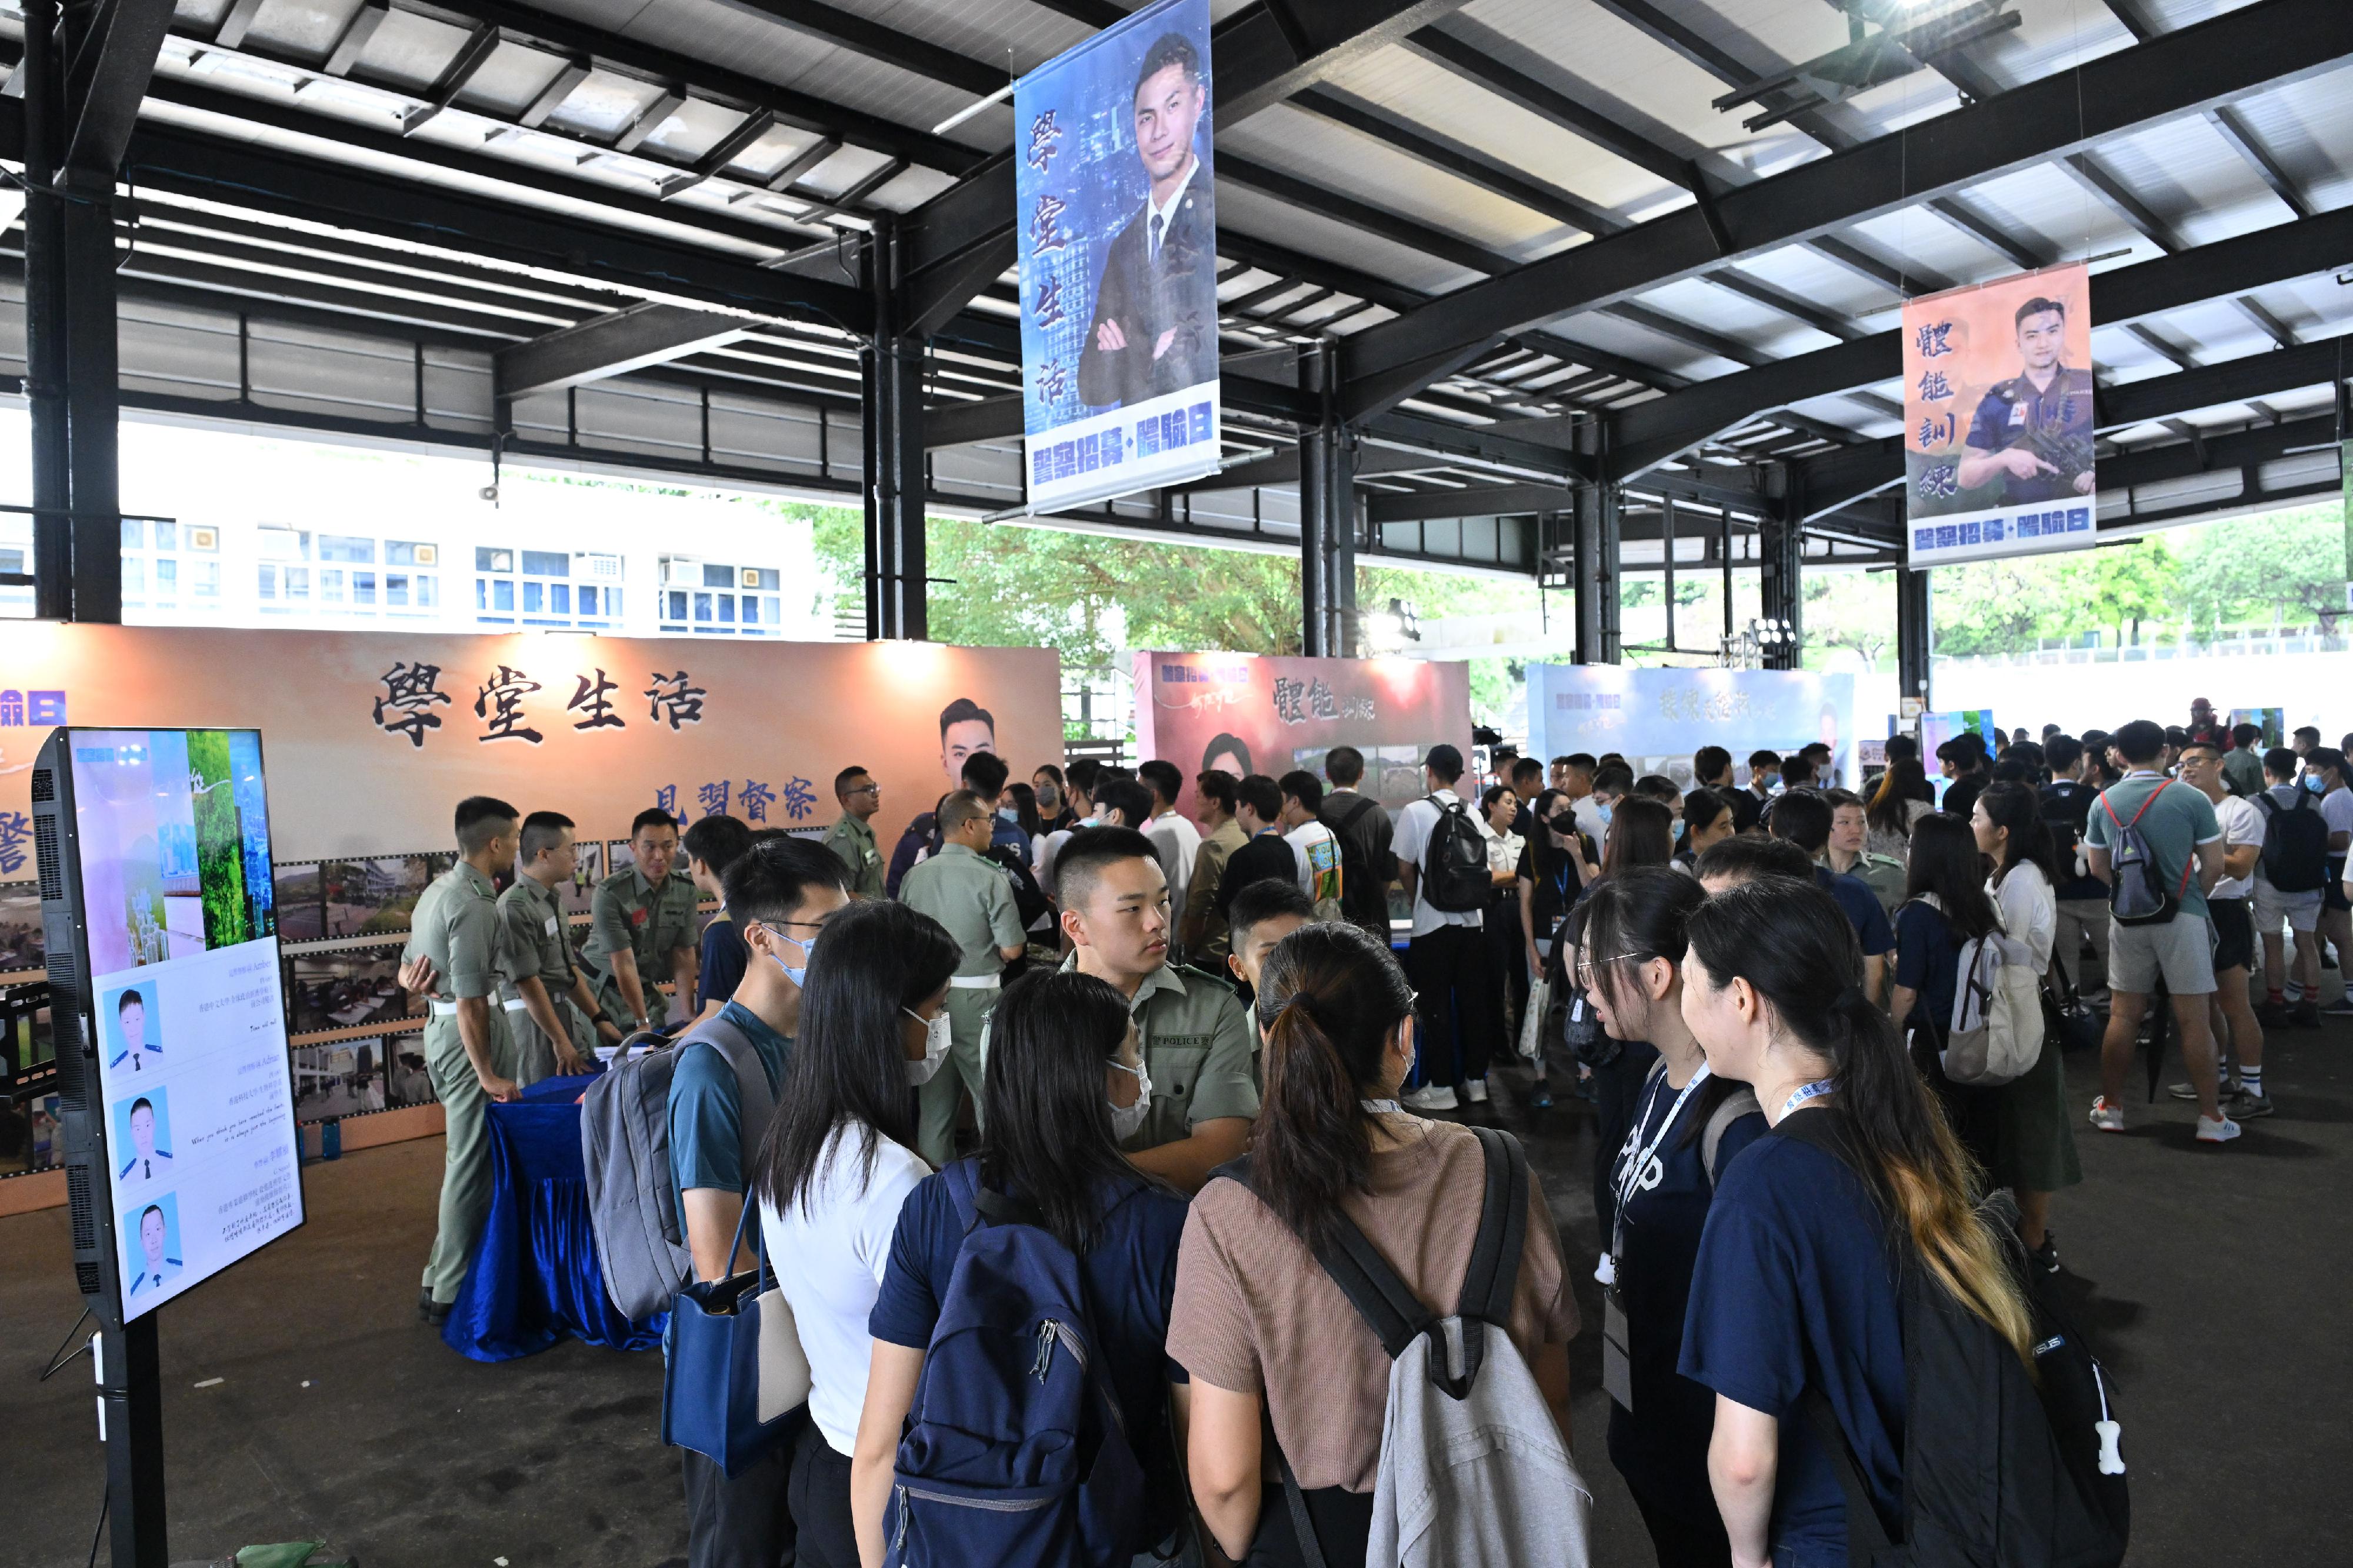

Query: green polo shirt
1055 949 1257 1152
899 842 1025 977
496 872 576 1000
2084 772 2224 918
404 860 509 1003
822 812 886 898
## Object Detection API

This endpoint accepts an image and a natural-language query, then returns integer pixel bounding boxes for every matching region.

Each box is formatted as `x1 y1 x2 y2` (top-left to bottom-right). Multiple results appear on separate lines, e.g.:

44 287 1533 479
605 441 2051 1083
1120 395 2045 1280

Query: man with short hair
888 702 1007 895
1508 756 1545 836
1937 734 1993 822
2221 724 2265 798
821 765 886 898
1692 834 1815 896
1278 769 1342 916
1695 745 1758 834
1822 788 1904 916
499 810 616 1083
2041 735 2112 1007
1215 773 1295 918
1091 775 1156 832
1048 827 1255 1193
1179 769 1247 962
1136 759 1202 926
2085 719 2235 1142
1953 295 2095 501
682 814 757 1023
1224 877 1312 1001
900 792 1029 1166
1393 745 1504 1109
1321 744 1397 941
1549 755 1575 793
671 838 851 1565
109 989 158 1074
405 795 524 1323
2252 746 2326 1027
1558 752 1604 842
119 1096 172 1189
1743 750 1782 833
1798 739 1837 789
2291 725 2320 760
1759 754 1816 832
1770 790 1895 1002
2178 740 2270 1118
578 809 701 1034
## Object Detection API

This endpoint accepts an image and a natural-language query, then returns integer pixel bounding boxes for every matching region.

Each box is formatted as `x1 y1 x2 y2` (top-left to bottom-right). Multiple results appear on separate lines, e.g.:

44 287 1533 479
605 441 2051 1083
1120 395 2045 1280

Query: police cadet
821 765 886 898
1041 825 1257 1194
498 810 619 1085
898 790 1028 1167
403 795 524 1324
1954 294 2096 503
580 808 701 1033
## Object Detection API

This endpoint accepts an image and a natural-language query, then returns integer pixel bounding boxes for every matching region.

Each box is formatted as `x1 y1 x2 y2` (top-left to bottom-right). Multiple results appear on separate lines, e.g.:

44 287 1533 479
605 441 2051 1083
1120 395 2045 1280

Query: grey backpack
581 1015 776 1322
1217 1128 1593 1568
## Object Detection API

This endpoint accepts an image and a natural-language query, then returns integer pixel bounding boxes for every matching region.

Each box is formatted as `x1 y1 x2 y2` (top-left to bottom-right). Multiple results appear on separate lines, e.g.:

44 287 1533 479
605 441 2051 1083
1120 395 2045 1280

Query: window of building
660 558 784 637
319 535 376 563
475 546 618 629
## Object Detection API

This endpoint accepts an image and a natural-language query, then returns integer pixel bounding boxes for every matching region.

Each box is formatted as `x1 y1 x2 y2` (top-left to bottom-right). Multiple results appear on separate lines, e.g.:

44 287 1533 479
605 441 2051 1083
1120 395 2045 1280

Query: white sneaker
2195 1113 2242 1145
2087 1097 2124 1133
1461 1077 1490 1104
1401 1083 1459 1112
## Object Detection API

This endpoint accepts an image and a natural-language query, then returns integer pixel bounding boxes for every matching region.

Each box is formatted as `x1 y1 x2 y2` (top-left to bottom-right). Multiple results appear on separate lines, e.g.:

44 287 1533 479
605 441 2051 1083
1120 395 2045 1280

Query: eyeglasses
1575 952 1643 990
845 782 880 796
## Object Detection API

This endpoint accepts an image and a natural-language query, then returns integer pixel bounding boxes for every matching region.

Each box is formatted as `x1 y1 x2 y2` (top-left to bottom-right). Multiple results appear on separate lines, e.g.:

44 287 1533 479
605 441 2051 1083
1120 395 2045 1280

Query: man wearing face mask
898 791 1028 1166
666 837 851 1568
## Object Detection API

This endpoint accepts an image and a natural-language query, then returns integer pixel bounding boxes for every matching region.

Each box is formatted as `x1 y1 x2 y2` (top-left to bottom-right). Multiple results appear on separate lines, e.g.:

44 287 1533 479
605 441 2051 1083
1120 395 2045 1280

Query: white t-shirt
759 1120 930 1456
2208 790 2265 900
1990 860 2056 972
1285 819 1341 904
1391 790 1482 936
1571 793 1607 844
2322 786 2353 848
1145 810 1202 916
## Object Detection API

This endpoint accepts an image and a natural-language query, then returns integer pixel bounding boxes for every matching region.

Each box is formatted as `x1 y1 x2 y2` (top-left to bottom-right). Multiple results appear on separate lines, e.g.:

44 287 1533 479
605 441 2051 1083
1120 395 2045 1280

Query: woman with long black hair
1974 781 2079 1271
749 898 962 1568
1172 922 1577 1566
1865 756 1935 859
1677 788 1738 870
852 969 1191 1567
1891 812 2005 1173
1678 879 2035 1568
1582 868 1764 1568
1599 796 1677 880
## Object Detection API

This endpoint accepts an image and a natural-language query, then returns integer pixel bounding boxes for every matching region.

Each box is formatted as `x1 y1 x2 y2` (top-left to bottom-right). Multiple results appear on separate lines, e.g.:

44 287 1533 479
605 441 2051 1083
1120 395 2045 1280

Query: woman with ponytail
1582 868 1765 1568
1170 922 1578 1566
1678 878 2034 1568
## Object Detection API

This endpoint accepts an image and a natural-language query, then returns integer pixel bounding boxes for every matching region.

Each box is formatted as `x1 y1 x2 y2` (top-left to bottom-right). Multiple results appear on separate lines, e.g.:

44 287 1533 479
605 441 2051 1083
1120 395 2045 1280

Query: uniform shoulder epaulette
1175 962 1237 993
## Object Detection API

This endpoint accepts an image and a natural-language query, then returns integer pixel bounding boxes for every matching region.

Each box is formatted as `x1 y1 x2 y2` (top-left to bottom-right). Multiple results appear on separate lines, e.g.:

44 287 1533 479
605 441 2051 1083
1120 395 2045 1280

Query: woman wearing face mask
1174 922 1577 1564
1582 869 1764 1568
1033 765 1074 833
854 970 1192 1566
749 899 961 1568
1678 880 2034 1568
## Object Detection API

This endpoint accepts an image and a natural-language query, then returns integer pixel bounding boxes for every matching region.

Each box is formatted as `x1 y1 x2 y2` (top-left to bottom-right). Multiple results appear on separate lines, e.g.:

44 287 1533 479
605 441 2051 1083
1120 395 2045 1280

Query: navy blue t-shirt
1817 866 1895 957
1606 1067 1768 1511
1893 899 1962 1037
1681 1123 1907 1567
870 1160 1191 1540
698 910 749 1012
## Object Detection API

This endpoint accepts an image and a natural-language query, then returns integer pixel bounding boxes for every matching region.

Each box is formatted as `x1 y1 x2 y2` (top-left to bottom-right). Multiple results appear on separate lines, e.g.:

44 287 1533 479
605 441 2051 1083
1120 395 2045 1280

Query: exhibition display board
1131 652 1472 816
1530 666 1857 792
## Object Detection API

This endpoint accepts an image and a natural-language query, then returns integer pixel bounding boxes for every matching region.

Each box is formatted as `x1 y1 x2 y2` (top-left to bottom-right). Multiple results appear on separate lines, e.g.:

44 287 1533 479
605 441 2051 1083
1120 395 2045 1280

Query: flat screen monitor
49 728 304 1319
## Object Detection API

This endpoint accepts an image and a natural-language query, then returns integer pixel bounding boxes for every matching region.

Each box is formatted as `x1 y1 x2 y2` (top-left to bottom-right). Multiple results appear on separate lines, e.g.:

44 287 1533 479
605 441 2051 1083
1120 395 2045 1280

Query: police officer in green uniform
498 810 622 1085
899 791 1029 1166
821 765 887 898
1031 824 1257 1195
579 808 701 1033
1954 294 2097 503
402 795 524 1323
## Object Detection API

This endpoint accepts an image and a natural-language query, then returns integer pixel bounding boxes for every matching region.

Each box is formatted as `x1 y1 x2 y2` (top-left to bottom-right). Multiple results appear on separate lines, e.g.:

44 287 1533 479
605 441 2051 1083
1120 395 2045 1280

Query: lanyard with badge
1598 1062 1712 1411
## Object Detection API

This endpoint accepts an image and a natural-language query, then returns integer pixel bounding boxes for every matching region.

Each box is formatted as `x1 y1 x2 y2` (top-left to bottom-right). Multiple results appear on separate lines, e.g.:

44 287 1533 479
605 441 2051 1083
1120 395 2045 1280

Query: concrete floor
6 1027 2349 1568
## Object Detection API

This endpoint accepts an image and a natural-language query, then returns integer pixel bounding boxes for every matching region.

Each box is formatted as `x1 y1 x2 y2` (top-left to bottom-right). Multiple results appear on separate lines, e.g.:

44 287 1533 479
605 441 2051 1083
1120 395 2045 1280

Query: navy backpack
886 1160 1146 1568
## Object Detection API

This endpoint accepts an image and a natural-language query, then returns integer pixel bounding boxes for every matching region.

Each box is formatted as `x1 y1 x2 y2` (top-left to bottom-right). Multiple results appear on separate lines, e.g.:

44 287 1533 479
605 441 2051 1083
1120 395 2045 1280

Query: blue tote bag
661 1193 811 1476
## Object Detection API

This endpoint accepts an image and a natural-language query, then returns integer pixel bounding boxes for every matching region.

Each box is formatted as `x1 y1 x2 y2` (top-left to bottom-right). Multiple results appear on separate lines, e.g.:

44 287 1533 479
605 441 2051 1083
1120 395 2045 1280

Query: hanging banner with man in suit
1903 263 2098 568
1016 0 1220 515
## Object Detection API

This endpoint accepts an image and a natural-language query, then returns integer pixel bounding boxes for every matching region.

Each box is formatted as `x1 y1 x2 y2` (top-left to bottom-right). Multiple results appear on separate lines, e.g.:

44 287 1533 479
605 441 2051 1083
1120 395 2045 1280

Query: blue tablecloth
444 1068 666 1362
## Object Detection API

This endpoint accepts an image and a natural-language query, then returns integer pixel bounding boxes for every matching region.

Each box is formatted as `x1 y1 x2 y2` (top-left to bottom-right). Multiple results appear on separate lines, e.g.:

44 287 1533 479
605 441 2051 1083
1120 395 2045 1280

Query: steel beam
1341 0 2353 410
495 302 752 399
1896 567 1932 708
1606 199 2353 478
61 0 172 176
865 223 926 640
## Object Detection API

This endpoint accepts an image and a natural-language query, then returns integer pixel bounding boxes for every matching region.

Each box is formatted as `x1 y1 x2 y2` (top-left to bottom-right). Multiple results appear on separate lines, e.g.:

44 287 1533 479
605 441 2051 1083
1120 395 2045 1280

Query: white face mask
1107 1055 1152 1141
905 1007 952 1085
766 927 815 987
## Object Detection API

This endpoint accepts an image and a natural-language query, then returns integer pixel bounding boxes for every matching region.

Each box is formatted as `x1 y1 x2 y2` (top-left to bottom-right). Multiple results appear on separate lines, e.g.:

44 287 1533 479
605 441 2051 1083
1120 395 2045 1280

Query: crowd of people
387 694 2339 1568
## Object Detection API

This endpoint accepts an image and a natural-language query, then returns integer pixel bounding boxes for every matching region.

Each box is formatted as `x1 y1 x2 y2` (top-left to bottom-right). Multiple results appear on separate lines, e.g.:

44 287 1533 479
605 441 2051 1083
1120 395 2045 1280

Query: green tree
2177 503 2343 631
1804 569 1896 671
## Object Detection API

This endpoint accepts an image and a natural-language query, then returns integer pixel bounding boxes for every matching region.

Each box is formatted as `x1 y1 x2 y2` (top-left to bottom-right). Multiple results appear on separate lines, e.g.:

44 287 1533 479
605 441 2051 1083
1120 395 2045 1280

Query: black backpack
1776 1113 2128 1568
1418 794 1492 913
2253 788 2329 894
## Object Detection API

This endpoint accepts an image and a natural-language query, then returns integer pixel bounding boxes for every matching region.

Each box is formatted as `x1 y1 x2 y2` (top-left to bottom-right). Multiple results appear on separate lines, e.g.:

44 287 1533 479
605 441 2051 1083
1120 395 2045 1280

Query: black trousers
786 1419 859 1568
1629 1482 1733 1568
682 1430 796 1568
1405 923 1505 1089
1244 1482 1375 1567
